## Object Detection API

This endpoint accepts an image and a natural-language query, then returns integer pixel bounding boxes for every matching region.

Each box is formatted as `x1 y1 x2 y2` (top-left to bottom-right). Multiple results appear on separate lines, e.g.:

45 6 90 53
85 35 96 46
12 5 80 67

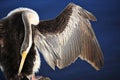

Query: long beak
18 10 39 76
18 51 28 76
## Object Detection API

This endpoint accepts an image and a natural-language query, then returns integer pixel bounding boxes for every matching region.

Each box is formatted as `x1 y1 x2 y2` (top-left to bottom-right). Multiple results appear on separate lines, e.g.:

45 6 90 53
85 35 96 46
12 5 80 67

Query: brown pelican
0 3 104 80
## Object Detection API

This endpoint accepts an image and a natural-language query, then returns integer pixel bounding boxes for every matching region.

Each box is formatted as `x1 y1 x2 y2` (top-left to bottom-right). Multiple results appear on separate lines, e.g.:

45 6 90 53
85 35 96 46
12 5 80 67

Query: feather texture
34 3 104 70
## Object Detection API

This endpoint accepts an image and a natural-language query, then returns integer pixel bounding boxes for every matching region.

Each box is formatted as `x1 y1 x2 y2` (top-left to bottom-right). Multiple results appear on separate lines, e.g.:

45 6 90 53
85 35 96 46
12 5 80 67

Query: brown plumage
0 3 103 80
35 3 103 70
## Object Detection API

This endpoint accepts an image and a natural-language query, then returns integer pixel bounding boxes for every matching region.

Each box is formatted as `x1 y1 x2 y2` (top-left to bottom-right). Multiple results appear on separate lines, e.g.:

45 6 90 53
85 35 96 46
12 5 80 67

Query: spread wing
33 3 104 70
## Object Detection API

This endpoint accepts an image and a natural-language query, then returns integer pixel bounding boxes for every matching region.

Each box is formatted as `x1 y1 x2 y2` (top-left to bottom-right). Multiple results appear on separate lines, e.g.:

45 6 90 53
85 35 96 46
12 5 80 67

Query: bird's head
8 8 40 76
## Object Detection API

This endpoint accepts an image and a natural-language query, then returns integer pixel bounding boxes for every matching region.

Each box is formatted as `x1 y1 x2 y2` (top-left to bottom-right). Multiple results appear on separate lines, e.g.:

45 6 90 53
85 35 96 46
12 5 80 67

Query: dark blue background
0 0 120 80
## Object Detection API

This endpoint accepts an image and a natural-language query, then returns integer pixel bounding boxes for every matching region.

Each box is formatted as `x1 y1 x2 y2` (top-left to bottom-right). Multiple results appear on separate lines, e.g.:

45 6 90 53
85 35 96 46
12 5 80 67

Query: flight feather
34 3 103 70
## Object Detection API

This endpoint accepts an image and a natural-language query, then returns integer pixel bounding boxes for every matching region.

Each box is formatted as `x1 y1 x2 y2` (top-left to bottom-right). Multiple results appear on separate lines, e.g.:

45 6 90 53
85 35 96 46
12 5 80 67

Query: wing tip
91 60 104 70
80 8 97 21
84 11 97 21
80 57 104 70
68 2 97 21
79 48 104 70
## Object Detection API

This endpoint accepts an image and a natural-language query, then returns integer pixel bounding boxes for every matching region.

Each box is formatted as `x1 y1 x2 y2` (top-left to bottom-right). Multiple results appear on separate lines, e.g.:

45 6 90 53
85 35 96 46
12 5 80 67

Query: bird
0 3 104 80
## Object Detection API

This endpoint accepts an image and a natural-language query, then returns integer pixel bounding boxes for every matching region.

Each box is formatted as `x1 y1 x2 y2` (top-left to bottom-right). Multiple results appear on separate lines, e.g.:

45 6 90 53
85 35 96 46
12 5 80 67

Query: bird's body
0 11 40 80
0 3 103 80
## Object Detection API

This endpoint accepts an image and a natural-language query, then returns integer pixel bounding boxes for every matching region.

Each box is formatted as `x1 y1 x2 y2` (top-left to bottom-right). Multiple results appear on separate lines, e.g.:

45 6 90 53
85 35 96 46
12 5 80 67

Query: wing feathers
34 3 103 70
79 19 104 70
70 3 97 21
